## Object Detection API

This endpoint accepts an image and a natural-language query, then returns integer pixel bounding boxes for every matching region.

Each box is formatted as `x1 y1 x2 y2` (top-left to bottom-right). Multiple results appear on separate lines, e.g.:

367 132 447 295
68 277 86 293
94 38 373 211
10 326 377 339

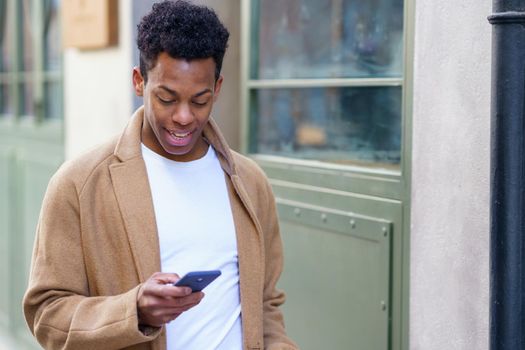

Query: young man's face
133 52 223 162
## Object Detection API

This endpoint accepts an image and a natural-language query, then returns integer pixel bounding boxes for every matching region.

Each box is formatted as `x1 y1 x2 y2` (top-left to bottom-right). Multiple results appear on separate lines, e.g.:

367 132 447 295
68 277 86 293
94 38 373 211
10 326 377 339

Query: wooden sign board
62 0 119 50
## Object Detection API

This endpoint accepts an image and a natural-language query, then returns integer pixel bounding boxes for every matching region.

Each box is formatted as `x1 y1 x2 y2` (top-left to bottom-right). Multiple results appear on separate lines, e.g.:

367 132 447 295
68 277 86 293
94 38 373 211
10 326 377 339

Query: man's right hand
137 272 204 327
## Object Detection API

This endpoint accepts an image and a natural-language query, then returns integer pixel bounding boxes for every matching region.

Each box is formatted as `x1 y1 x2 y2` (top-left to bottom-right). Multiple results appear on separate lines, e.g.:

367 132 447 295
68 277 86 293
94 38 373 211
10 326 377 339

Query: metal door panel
12 149 62 346
266 173 402 350
277 200 391 350
0 136 62 349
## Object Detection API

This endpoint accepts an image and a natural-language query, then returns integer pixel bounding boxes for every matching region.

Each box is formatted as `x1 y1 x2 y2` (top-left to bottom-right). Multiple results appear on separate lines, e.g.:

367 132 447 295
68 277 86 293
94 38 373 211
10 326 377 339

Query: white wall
410 0 492 349
64 0 134 159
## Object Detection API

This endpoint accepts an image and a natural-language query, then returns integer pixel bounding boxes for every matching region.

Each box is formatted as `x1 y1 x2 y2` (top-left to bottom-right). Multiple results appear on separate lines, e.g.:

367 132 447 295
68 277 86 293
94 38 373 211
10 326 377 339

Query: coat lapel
110 159 161 282
226 176 264 348
110 107 161 282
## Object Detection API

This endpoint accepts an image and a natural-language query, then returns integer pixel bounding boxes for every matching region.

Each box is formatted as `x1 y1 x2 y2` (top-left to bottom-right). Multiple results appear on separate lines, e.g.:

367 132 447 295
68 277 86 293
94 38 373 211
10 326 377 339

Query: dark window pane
0 0 12 72
251 87 402 166
19 81 33 116
20 0 33 71
253 0 404 79
44 0 61 70
44 81 61 119
0 83 12 115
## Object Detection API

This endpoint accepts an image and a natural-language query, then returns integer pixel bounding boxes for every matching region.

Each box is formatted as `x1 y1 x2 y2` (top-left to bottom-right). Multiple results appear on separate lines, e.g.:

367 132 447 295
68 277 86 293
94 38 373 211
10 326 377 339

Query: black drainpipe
488 1 525 349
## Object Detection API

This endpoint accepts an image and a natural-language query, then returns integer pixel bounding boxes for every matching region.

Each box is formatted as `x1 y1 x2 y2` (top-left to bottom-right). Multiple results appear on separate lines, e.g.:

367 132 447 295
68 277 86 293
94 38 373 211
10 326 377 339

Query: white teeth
170 131 190 138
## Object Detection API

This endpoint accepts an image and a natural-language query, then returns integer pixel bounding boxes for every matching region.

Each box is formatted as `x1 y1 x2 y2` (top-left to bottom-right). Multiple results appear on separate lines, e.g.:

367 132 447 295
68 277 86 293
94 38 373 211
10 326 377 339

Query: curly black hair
137 0 230 82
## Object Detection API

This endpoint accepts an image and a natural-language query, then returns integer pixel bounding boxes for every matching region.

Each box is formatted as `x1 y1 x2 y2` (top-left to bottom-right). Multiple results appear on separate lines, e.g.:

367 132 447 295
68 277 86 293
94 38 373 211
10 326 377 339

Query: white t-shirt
141 144 243 350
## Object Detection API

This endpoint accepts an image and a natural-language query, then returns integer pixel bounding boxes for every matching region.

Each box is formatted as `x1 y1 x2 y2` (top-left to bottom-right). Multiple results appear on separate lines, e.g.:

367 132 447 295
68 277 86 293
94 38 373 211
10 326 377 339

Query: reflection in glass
44 0 61 70
20 82 34 116
1 0 13 72
253 0 404 79
251 87 401 166
20 0 33 71
44 81 61 119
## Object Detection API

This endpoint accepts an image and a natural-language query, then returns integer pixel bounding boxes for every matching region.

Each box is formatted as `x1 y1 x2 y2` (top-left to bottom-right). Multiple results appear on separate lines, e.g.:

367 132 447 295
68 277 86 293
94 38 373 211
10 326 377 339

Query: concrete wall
410 0 492 349
64 0 134 159
196 0 241 151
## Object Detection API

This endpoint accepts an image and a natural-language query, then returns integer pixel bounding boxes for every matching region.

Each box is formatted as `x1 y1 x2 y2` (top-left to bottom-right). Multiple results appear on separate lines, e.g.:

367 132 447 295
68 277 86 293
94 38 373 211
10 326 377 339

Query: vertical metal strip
239 0 250 154
400 0 415 347
33 0 44 122
10 0 19 120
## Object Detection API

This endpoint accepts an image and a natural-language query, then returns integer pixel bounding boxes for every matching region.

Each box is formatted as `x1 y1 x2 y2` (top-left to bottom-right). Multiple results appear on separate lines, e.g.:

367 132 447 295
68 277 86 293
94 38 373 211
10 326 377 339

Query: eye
157 95 175 105
192 100 208 107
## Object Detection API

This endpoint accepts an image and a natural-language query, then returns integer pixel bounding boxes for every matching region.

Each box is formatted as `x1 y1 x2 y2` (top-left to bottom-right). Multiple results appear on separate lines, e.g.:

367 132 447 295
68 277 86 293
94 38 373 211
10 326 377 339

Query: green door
242 1 412 349
0 1 63 348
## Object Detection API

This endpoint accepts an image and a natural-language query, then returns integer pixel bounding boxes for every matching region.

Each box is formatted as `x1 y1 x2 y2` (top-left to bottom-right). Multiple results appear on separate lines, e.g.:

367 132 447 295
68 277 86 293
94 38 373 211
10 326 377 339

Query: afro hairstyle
137 0 230 82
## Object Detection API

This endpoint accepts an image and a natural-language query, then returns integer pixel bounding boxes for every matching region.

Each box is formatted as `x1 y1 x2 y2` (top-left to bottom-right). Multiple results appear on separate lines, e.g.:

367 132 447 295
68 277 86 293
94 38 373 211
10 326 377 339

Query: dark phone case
174 270 222 292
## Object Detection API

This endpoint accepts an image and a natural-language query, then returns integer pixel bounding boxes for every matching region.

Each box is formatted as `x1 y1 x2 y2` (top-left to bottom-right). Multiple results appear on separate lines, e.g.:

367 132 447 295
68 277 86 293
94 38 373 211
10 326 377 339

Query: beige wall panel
64 0 133 159
62 0 119 49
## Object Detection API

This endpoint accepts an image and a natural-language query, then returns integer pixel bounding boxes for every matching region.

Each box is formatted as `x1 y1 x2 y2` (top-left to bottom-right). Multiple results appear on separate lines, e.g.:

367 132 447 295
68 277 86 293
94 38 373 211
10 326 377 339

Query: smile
164 128 194 147
168 130 192 139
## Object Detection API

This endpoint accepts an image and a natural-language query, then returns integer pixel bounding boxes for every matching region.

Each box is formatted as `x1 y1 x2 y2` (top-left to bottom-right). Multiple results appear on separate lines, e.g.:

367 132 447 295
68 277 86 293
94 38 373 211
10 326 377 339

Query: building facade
0 0 491 349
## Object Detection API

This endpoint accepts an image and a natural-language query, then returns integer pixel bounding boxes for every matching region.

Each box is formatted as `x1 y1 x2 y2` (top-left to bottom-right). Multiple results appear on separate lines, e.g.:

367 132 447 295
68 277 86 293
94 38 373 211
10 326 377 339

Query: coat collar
109 106 240 282
113 106 236 175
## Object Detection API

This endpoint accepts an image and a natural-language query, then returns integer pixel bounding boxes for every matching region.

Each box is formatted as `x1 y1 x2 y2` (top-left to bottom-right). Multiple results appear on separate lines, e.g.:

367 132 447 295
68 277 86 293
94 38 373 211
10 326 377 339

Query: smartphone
173 270 222 292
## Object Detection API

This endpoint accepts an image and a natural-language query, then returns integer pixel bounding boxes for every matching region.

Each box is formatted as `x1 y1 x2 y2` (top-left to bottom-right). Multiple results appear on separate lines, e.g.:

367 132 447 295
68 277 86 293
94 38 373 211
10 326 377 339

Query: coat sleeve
23 169 161 350
259 178 299 350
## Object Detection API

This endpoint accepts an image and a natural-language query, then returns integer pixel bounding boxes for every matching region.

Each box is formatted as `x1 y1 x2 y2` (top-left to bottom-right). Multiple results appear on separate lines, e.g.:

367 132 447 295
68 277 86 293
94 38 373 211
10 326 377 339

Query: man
23 1 297 349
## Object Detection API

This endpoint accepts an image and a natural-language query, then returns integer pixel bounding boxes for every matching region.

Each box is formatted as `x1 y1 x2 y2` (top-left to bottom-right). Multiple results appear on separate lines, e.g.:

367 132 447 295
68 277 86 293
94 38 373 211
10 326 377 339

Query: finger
144 296 203 318
156 304 199 316
166 313 181 323
159 300 203 317
146 283 192 298
164 292 204 308
142 295 204 325
143 301 198 322
139 290 201 313
151 313 179 326
148 291 203 311
150 272 181 285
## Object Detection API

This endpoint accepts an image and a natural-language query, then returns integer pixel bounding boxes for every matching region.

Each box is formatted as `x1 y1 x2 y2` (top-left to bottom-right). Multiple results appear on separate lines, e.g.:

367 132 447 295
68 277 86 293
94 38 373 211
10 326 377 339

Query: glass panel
253 0 404 79
44 81 61 119
251 87 402 167
19 81 33 116
20 0 33 71
0 0 13 72
44 0 61 71
0 83 12 115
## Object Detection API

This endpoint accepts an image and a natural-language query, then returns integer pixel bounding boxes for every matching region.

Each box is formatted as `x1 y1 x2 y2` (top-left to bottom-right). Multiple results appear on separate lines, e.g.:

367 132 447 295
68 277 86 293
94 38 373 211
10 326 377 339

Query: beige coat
23 107 297 350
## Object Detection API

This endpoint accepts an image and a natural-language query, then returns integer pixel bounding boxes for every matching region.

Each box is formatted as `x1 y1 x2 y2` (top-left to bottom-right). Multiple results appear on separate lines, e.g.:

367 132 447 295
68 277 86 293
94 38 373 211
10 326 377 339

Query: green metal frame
240 0 415 348
248 77 403 89
399 0 415 348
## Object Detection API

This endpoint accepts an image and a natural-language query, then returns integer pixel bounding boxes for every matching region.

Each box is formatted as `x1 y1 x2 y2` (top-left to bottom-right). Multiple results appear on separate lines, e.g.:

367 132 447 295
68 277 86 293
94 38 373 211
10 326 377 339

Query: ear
213 75 224 102
132 67 145 97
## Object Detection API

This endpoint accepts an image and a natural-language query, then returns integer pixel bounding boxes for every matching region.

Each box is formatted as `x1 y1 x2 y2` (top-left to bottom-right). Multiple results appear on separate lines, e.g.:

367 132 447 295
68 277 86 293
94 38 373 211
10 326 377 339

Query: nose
172 103 193 126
